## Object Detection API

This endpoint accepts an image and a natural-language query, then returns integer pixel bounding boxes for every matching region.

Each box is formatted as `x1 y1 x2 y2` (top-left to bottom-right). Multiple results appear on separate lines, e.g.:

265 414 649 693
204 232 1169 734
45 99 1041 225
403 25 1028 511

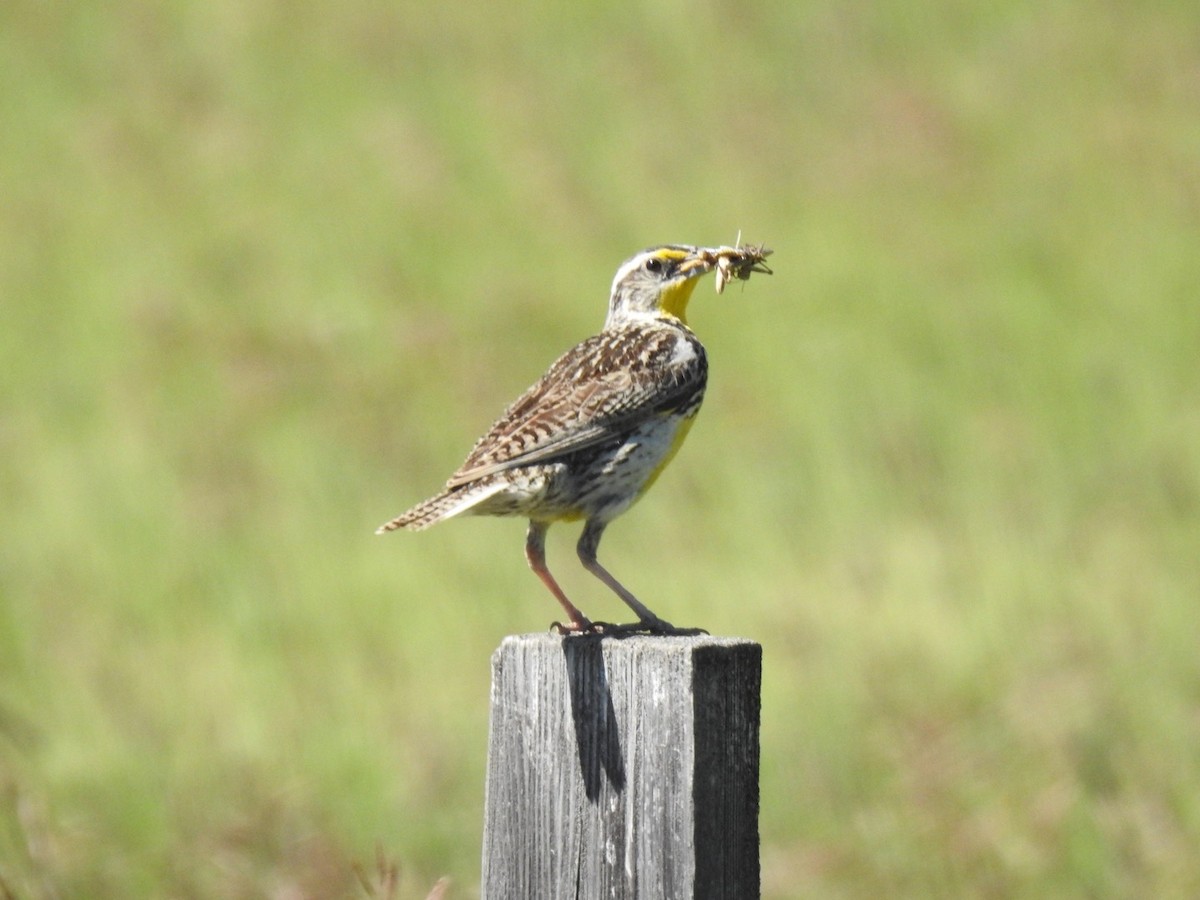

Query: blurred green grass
2 0 1199 896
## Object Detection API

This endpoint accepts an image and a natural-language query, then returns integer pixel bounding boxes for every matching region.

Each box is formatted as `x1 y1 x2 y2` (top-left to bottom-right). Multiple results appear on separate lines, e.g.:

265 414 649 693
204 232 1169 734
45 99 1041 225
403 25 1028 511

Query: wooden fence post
481 633 761 899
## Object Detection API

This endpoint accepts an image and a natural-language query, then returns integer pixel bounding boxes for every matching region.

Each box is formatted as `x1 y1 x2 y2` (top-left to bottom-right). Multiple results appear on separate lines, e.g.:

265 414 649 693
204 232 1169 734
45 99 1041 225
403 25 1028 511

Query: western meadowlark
377 243 772 634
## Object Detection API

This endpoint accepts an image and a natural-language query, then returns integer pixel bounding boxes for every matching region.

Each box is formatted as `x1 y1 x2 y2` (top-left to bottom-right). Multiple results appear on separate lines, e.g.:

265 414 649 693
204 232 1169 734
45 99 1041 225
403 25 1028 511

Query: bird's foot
596 617 710 637
550 617 599 635
551 617 709 637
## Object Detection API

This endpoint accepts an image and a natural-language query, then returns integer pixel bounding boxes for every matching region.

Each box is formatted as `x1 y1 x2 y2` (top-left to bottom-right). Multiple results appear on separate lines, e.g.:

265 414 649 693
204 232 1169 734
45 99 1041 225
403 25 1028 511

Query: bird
376 243 771 634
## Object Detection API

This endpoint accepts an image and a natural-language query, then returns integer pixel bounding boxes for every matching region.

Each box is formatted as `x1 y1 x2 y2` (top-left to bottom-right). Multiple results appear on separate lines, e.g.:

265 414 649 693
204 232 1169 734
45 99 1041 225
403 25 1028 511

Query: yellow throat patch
658 273 701 325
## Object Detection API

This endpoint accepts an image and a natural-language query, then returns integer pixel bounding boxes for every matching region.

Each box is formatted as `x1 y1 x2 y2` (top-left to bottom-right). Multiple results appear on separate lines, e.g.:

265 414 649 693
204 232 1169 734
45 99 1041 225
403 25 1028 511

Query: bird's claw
551 619 594 635
626 618 709 637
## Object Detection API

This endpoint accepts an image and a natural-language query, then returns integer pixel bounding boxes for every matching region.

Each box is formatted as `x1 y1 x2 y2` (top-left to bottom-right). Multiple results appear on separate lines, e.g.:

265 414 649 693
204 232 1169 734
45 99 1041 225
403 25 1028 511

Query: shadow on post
562 636 625 802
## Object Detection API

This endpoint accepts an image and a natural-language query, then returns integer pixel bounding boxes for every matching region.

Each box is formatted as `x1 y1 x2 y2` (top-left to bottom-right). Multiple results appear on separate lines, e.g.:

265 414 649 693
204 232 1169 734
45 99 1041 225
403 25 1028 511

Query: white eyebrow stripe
610 252 651 295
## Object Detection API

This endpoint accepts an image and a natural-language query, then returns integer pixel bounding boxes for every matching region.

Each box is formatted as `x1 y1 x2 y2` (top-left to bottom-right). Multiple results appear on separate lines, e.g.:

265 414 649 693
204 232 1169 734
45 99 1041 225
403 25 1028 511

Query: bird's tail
375 481 508 534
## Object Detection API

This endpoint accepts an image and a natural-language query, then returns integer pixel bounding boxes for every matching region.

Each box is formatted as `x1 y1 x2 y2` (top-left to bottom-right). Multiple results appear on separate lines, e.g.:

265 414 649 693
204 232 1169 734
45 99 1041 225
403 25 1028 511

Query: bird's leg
576 520 706 635
525 520 594 634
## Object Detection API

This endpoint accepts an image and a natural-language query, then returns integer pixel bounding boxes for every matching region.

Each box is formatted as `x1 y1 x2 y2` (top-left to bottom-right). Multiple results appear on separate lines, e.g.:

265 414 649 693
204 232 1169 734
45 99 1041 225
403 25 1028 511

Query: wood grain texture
481 633 761 900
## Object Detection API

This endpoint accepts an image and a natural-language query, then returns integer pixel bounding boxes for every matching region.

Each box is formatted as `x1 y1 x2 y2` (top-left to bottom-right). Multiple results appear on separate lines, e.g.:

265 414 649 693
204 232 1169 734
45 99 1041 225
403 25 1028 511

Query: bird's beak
658 243 772 321
676 249 720 278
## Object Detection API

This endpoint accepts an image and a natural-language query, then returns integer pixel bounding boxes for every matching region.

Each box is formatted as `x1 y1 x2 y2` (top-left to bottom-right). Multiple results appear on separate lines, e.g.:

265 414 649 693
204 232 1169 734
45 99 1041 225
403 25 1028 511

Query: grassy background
2 0 1199 896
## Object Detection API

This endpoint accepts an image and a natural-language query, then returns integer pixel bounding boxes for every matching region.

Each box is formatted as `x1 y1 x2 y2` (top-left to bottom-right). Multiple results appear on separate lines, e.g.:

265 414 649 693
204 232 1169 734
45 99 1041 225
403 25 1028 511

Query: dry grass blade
353 844 400 899
352 846 451 900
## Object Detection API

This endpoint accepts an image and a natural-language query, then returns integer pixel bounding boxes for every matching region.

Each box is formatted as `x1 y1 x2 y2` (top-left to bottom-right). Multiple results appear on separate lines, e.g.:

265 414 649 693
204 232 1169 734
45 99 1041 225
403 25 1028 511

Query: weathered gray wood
481 633 761 900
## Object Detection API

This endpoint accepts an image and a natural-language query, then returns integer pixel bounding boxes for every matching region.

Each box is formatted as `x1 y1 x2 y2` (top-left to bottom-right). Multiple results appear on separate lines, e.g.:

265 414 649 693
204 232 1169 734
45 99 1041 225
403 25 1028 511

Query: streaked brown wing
445 326 704 488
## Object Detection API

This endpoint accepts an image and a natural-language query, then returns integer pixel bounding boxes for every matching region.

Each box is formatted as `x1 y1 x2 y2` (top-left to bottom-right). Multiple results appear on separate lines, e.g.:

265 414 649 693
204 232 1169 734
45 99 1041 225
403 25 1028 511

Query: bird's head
604 244 768 328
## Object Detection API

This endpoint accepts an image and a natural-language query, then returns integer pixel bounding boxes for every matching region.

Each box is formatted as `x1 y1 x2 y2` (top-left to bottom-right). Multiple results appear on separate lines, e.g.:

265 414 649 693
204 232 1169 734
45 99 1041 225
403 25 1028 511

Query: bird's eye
644 257 664 274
